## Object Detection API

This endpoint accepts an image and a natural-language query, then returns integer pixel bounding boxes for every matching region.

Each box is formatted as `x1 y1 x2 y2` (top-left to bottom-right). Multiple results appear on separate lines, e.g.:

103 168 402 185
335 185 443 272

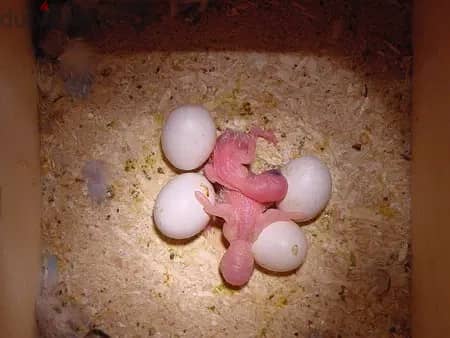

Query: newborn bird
196 190 302 286
196 125 302 286
203 127 288 203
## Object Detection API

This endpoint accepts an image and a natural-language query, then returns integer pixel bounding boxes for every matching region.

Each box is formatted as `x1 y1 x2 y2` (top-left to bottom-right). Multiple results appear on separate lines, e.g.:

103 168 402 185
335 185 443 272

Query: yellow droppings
163 272 170 285
124 159 137 172
200 183 210 197
379 205 396 219
154 112 164 126
275 296 288 307
212 284 235 296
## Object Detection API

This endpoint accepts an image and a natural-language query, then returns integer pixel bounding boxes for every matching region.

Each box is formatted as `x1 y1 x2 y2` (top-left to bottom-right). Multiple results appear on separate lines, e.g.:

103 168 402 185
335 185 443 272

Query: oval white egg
252 221 308 272
153 173 215 239
161 105 216 171
277 156 332 221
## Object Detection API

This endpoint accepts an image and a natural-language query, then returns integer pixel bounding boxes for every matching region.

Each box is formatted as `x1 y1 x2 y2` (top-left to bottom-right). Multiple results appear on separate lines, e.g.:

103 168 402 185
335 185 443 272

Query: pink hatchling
197 126 303 286
196 190 302 286
203 126 288 203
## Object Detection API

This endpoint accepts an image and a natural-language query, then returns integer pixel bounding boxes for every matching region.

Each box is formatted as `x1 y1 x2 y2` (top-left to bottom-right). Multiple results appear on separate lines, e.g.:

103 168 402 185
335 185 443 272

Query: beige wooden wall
412 0 450 336
0 1 41 337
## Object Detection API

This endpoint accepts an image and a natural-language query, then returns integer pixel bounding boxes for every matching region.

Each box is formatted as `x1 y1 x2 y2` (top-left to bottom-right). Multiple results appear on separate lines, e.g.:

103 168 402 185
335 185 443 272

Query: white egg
277 156 332 221
252 221 308 272
153 173 215 239
162 105 216 171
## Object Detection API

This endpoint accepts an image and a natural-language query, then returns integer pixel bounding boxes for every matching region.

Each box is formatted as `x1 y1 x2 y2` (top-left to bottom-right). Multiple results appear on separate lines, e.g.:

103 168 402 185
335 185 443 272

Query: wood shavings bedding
38 1 411 337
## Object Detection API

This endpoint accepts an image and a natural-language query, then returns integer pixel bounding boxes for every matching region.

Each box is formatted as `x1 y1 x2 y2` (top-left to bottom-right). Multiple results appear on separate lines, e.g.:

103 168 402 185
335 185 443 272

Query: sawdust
39 1 411 337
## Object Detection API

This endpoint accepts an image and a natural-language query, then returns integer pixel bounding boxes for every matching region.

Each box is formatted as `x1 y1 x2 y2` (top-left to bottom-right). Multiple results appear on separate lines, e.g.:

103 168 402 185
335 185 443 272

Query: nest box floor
38 1 411 337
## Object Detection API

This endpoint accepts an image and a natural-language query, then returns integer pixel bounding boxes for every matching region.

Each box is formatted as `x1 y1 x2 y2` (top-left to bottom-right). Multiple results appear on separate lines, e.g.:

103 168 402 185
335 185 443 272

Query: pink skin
219 240 254 287
195 190 303 286
203 127 288 203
